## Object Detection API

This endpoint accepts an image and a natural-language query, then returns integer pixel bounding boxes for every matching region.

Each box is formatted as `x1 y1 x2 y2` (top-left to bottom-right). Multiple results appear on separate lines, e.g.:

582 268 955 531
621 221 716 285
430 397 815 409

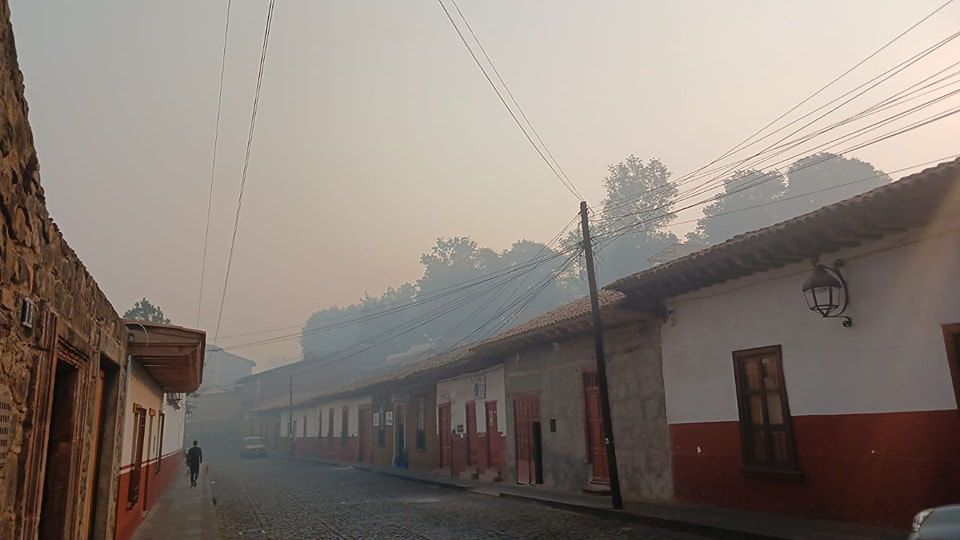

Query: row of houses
0 10 208 539
236 157 960 530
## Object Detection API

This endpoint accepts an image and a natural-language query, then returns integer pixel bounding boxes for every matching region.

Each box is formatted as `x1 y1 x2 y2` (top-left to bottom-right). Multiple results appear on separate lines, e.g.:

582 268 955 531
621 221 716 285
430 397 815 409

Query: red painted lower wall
445 430 505 479
115 449 184 540
670 410 960 529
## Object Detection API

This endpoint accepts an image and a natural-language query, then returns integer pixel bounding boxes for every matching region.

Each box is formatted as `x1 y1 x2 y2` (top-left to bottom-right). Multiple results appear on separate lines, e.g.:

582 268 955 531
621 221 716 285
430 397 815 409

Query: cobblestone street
209 456 708 539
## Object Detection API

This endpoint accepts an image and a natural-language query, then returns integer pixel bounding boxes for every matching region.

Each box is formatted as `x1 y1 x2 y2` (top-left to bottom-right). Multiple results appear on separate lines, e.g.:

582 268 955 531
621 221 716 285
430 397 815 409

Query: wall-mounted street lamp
801 260 852 327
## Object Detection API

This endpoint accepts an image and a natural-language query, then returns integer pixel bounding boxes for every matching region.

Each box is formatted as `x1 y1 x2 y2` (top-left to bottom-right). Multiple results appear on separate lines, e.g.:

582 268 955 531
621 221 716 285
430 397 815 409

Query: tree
592 156 679 283
688 154 891 247
687 169 787 246
123 298 171 324
779 153 891 219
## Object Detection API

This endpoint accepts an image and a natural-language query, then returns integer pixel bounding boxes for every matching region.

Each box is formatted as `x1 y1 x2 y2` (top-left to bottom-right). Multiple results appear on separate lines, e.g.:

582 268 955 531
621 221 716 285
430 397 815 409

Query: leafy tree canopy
123 298 171 324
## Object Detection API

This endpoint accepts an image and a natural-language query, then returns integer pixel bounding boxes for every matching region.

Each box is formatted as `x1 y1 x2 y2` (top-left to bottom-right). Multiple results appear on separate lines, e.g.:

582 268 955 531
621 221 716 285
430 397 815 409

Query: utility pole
580 200 623 510
288 374 294 455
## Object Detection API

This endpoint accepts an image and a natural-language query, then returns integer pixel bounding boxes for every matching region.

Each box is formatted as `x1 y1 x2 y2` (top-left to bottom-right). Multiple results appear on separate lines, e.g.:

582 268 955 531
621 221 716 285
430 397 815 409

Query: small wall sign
471 376 486 400
385 411 394 426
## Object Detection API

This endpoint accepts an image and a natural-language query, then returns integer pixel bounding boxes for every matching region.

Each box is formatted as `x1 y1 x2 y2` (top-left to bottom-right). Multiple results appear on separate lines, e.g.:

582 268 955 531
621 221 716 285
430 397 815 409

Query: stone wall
502 323 673 503
0 2 127 538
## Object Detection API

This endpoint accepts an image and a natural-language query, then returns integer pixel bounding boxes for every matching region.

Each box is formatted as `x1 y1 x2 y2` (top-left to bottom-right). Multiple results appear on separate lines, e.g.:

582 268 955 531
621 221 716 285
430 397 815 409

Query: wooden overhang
125 321 206 393
606 157 960 305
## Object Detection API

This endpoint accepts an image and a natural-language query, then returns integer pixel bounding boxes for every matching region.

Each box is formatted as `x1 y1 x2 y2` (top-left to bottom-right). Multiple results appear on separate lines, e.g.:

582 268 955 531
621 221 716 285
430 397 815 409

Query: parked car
240 436 267 458
910 505 960 539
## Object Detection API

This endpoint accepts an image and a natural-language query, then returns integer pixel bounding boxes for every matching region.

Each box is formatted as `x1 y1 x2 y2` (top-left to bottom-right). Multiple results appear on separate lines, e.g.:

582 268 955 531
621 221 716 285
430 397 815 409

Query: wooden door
127 407 147 508
485 401 499 469
583 372 609 483
358 407 371 462
39 360 82 538
465 401 478 467
82 368 106 534
438 403 452 469
513 395 539 485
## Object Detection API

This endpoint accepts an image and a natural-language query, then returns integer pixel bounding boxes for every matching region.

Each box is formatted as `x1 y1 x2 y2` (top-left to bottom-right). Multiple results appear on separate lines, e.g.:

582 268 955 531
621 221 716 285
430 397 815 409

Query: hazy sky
10 1 960 370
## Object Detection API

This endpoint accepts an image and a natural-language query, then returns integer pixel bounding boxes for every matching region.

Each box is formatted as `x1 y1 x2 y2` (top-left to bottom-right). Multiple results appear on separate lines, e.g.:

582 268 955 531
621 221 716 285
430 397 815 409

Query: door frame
438 403 452 469
943 323 960 407
38 335 90 539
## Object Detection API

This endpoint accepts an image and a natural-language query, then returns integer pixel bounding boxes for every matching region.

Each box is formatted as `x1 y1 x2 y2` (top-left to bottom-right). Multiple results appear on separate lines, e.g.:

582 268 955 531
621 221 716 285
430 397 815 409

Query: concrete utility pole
579 200 623 509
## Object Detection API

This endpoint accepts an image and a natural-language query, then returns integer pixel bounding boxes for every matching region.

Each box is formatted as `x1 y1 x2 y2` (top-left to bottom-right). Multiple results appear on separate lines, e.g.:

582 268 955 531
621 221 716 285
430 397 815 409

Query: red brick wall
115 449 184 540
670 410 960 529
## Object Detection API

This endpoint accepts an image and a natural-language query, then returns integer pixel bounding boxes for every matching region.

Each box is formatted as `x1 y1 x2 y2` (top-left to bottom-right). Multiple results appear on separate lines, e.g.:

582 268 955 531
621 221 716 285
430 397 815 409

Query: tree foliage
688 153 890 246
300 151 890 384
123 298 171 324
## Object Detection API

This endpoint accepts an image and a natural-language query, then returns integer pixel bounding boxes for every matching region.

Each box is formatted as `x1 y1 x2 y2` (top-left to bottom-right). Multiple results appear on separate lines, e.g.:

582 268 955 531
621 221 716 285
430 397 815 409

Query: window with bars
733 346 799 473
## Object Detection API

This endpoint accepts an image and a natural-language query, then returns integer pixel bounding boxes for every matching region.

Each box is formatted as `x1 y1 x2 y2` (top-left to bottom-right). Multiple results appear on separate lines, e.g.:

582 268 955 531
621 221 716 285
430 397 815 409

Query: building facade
435 365 506 480
473 293 674 505
607 158 960 528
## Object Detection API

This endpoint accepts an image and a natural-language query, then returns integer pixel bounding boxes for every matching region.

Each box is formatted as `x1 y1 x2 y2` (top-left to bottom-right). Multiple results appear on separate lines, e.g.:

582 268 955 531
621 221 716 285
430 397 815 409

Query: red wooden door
465 401 478 467
358 407 371 462
438 403 452 469
513 395 539 485
583 372 609 483
485 401 499 469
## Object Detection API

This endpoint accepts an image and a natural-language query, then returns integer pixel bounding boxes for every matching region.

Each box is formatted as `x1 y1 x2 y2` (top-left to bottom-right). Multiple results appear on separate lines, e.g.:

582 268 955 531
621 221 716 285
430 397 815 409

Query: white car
240 436 267 458
910 505 960 539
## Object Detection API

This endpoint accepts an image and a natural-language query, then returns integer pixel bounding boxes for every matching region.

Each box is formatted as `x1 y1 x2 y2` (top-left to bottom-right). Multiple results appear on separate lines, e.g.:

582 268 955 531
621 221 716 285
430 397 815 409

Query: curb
495 491 776 540
273 454 773 538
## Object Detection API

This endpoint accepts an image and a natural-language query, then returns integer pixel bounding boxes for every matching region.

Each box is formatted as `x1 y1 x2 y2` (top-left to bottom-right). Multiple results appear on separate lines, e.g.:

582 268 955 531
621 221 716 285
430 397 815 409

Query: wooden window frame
943 324 960 408
154 412 165 474
732 345 802 478
127 405 147 508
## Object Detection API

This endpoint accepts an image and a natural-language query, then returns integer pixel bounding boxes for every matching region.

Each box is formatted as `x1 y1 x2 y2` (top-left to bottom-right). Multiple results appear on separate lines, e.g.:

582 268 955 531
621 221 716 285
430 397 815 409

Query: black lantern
801 260 852 327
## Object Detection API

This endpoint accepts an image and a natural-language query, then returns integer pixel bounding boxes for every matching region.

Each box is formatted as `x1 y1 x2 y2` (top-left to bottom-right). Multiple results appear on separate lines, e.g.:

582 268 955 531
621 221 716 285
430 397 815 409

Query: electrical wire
437 0 583 201
213 0 277 342
196 0 233 327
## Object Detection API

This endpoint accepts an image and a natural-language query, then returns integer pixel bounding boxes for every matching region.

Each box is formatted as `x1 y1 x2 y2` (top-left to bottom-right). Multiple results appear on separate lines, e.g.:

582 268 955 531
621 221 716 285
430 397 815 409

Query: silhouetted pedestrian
186 440 203 487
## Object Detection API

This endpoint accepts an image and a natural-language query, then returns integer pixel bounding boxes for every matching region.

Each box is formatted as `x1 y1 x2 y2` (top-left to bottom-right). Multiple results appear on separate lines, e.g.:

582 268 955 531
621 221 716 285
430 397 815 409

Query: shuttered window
733 346 799 473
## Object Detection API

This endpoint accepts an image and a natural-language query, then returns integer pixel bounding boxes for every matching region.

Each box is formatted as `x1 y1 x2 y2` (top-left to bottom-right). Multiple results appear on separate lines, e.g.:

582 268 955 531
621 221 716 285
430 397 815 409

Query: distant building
199 346 256 392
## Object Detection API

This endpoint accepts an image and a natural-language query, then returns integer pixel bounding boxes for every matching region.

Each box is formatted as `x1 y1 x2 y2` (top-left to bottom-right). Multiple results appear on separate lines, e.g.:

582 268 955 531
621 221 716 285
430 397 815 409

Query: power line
601 11 960 216
222 243 581 349
216 243 577 342
213 0 277 342
196 0 233 327
673 0 956 189
437 0 583 201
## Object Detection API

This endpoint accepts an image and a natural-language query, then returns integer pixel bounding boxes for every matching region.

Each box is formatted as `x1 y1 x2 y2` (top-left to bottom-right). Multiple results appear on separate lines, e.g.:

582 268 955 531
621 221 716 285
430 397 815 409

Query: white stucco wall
436 365 506 434
662 223 960 424
284 395 372 438
119 360 164 467
160 401 186 457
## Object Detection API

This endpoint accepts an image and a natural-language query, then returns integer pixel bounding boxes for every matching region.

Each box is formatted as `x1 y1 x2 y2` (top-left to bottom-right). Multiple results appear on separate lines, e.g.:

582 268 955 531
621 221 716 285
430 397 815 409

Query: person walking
186 440 203 487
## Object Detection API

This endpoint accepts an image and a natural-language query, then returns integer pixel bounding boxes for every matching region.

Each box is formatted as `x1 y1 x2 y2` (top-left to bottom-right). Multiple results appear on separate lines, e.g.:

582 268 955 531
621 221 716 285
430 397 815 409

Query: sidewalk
131 465 220 540
279 454 905 540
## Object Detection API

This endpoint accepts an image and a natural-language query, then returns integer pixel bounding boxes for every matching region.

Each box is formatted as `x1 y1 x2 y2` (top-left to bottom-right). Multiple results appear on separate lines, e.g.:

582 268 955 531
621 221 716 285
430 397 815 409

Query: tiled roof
606 157 960 301
475 290 626 349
